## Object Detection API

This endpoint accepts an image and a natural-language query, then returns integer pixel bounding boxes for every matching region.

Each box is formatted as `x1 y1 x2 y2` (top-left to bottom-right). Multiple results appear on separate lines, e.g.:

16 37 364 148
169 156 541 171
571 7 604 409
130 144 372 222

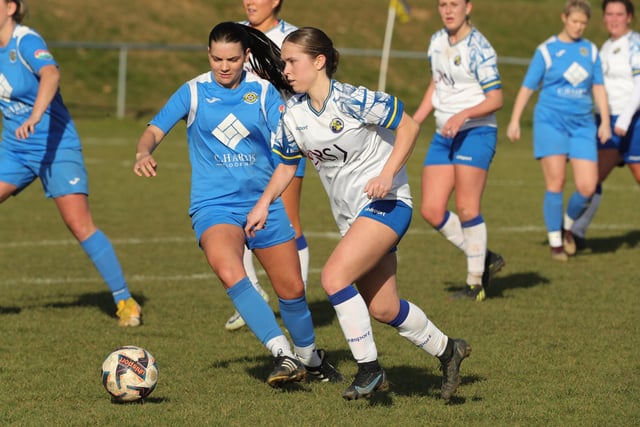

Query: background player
507 0 610 261
413 0 505 302
0 0 141 327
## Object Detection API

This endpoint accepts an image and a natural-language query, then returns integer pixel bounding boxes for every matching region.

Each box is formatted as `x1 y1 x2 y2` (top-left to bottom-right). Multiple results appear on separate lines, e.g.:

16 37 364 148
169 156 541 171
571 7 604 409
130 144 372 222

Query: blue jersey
523 36 603 116
0 25 80 152
149 71 289 216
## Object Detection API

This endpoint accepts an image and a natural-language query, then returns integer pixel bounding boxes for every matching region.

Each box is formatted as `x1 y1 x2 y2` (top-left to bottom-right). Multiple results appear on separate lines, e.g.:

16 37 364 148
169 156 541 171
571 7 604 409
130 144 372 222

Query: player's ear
314 54 326 71
244 48 251 63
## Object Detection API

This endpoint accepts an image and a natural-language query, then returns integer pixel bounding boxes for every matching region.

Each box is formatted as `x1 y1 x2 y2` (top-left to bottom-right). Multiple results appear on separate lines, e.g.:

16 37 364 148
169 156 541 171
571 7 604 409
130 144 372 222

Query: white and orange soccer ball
101 346 158 402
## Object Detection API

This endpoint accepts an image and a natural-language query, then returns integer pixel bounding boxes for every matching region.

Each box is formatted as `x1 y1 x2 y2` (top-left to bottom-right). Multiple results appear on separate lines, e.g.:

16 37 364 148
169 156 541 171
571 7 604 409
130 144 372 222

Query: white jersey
276 80 412 235
427 27 501 133
599 31 640 115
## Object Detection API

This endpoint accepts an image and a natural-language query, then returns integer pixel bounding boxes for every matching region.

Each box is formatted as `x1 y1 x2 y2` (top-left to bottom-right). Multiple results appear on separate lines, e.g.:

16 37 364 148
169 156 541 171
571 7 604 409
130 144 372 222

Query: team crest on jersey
454 55 461 66
614 47 621 55
330 118 344 133
34 49 53 60
579 47 588 57
9 50 16 62
243 92 258 104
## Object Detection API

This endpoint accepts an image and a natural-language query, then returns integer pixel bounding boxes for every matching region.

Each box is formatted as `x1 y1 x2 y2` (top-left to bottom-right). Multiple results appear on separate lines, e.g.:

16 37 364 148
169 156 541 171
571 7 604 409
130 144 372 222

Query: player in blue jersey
570 0 640 248
507 0 611 261
413 0 505 302
0 0 141 327
246 27 471 401
224 0 309 332
133 22 342 387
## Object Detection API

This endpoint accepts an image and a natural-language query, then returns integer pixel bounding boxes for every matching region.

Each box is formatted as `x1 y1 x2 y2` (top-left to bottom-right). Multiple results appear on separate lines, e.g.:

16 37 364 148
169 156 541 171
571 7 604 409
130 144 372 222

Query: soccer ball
101 346 158 402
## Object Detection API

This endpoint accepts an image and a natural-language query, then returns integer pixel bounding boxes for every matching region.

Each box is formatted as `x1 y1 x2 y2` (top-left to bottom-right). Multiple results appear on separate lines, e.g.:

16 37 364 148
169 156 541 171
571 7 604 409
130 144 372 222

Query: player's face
243 0 279 31
281 42 324 94
603 2 632 40
437 0 471 34
561 10 589 41
208 41 249 89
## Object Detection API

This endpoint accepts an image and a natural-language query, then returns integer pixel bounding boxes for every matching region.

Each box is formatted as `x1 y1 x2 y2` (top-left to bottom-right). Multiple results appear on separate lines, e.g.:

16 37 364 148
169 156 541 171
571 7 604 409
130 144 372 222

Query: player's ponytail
283 27 340 78
208 22 293 95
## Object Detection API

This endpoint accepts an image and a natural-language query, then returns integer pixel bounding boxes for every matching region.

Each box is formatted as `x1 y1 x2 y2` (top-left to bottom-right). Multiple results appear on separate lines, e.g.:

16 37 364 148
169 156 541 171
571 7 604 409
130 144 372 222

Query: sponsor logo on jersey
9 50 16 62
295 125 308 131
243 92 258 104
563 62 589 87
212 113 250 150
330 118 344 133
278 104 285 113
34 49 53 60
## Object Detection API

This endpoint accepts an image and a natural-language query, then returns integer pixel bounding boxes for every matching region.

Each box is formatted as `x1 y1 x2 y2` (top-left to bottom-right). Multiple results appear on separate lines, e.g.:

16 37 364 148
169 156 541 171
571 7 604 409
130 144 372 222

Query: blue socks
279 295 315 348
80 230 131 303
227 277 282 345
543 191 563 232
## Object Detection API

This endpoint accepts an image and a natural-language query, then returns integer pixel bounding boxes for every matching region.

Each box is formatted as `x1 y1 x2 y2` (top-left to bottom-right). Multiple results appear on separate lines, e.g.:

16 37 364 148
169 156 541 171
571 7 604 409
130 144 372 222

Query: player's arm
592 84 611 144
413 79 435 125
15 64 59 140
445 88 503 137
134 125 166 177
366 112 419 200
506 86 534 142
245 162 298 237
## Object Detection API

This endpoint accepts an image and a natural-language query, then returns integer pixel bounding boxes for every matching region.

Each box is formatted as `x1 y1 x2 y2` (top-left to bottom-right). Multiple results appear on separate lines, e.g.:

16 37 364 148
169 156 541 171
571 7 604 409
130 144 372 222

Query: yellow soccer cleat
116 298 142 327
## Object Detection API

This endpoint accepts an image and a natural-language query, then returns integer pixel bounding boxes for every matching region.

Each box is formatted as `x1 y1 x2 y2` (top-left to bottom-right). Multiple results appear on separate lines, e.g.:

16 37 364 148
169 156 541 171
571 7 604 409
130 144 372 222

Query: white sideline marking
1 224 638 250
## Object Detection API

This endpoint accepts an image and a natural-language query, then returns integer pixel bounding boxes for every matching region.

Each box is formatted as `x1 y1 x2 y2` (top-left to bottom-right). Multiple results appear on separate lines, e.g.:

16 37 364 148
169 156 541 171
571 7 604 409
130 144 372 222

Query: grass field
2 0 640 426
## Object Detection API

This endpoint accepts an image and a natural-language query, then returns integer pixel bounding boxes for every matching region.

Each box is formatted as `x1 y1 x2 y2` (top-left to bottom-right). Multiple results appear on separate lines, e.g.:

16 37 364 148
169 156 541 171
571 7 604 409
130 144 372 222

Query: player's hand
134 153 158 177
506 122 520 142
597 123 612 144
613 126 626 137
364 175 392 200
15 116 40 140
245 204 269 237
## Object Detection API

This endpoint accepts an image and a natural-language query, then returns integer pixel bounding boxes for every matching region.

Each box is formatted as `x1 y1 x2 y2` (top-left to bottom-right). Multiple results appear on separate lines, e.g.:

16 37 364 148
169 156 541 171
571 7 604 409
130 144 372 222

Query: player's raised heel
267 354 306 387
440 338 471 400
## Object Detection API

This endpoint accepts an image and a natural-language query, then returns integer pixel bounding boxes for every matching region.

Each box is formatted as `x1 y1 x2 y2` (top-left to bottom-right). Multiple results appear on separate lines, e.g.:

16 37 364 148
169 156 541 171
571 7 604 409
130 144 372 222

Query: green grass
2 1 640 425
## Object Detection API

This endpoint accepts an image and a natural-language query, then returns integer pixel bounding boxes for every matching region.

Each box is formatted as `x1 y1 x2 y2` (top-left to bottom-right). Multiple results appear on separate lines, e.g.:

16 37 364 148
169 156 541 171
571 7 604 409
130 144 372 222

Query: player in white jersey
570 0 640 248
134 22 342 387
0 0 141 327
507 0 610 261
246 27 471 402
413 0 505 302
225 0 308 331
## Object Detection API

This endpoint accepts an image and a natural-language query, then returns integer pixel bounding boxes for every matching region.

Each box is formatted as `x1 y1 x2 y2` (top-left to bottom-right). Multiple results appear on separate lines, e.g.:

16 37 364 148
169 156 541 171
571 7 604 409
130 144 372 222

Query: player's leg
540 155 569 260
0 181 19 203
359 255 470 401
282 173 310 287
571 148 620 245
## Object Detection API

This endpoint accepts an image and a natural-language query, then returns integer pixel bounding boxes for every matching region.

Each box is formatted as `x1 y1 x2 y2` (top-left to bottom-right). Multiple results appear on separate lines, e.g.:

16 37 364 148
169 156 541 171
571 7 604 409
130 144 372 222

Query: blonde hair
563 0 592 19
9 0 28 24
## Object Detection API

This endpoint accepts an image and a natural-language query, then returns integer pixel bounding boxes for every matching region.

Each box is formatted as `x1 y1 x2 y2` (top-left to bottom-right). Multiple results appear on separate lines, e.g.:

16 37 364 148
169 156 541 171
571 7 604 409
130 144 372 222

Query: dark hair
274 0 284 16
208 22 292 94
283 27 340 78
602 0 635 16
8 0 28 24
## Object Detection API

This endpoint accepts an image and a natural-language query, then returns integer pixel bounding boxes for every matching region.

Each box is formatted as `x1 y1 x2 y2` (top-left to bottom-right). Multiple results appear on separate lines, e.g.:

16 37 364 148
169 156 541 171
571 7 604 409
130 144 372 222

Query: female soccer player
224 0 309 332
413 0 505 301
507 0 611 261
570 0 640 247
0 0 141 327
246 26 470 401
133 22 342 387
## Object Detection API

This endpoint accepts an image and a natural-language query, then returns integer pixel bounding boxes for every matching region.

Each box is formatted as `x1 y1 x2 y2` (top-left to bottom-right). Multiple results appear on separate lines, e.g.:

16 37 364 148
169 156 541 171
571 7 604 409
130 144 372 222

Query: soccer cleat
225 284 269 331
481 250 505 289
304 349 344 383
440 338 471 401
342 364 389 400
116 298 141 327
267 354 307 387
550 246 568 262
449 285 485 302
562 229 577 256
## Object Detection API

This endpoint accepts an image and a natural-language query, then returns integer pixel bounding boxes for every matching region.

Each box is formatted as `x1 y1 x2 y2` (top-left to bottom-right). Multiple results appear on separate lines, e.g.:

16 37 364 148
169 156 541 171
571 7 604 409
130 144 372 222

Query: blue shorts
358 199 412 241
0 144 89 198
191 202 295 249
423 126 497 170
533 107 597 161
597 113 640 164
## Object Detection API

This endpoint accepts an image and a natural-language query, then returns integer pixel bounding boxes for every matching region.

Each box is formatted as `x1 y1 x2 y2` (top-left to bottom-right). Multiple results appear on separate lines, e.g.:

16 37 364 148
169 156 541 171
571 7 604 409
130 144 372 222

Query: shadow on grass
579 230 640 254
446 271 551 299
0 306 21 315
43 291 147 319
